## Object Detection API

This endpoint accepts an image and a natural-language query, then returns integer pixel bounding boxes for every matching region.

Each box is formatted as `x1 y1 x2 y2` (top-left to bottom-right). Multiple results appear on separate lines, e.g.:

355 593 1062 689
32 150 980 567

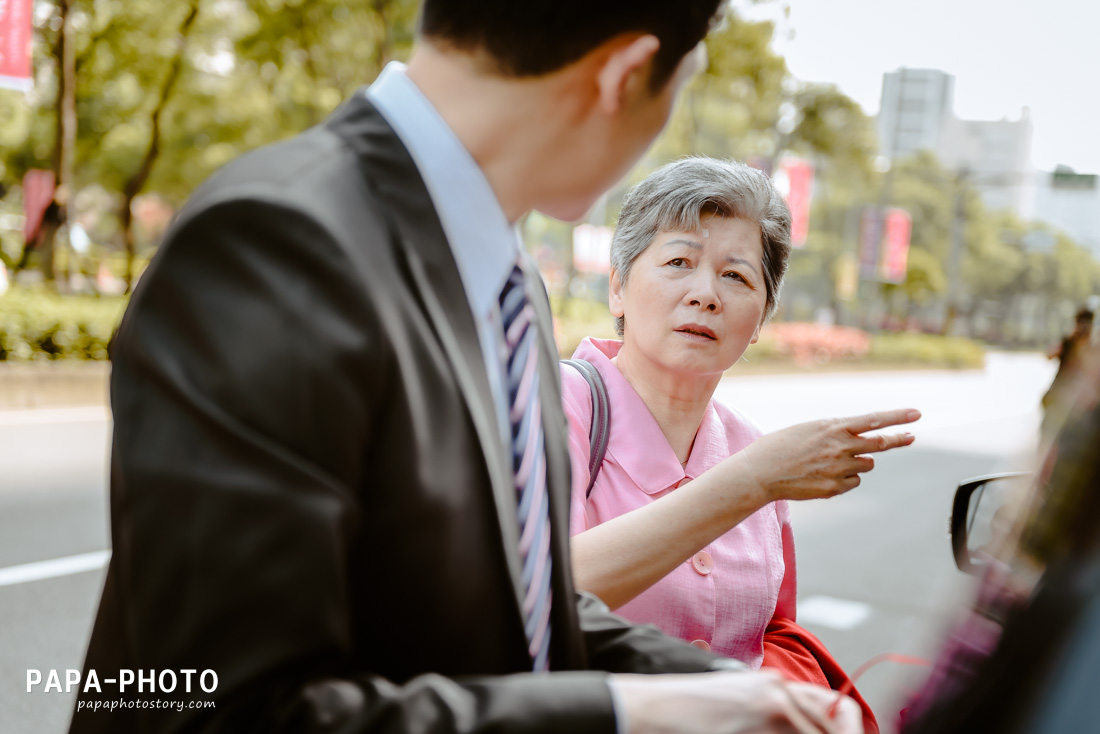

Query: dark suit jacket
70 92 722 734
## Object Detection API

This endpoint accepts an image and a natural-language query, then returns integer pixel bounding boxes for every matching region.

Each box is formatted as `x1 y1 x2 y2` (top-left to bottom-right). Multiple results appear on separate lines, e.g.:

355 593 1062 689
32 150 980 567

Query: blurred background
0 0 1095 731
0 0 1097 367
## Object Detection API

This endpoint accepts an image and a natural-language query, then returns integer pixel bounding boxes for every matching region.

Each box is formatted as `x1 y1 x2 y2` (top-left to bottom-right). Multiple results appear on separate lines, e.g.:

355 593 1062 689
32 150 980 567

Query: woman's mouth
675 324 717 341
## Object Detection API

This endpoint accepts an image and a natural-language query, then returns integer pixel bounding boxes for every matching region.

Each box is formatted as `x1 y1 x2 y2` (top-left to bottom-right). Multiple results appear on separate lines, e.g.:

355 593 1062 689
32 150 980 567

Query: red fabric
763 617 879 734
0 0 33 88
22 169 55 243
775 515 798 620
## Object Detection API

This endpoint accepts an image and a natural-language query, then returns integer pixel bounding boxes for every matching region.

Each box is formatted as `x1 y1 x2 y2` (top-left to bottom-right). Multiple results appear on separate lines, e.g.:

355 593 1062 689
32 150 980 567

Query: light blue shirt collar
366 62 519 320
367 61 521 447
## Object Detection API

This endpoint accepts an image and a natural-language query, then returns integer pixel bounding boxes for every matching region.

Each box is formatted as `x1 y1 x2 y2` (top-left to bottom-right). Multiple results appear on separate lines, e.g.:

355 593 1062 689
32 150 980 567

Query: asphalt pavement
0 353 1054 733
714 351 1051 726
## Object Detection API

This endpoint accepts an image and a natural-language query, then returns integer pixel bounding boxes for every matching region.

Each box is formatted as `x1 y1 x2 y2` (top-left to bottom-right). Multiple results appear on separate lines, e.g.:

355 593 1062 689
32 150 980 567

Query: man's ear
596 35 661 116
608 267 626 319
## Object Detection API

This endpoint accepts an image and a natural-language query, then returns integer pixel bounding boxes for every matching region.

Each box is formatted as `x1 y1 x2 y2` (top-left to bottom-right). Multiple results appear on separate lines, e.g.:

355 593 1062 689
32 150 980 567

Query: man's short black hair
420 1 724 90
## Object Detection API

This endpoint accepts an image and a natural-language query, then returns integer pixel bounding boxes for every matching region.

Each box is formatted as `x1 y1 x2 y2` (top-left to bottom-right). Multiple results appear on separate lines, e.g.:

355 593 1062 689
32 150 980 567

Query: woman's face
610 215 768 378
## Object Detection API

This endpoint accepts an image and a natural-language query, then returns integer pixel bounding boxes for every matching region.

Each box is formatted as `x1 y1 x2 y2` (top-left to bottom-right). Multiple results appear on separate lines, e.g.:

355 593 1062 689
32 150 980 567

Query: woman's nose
687 274 721 312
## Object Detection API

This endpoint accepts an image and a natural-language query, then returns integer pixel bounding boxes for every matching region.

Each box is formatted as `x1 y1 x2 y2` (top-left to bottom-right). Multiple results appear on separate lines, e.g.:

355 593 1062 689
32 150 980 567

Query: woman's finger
850 430 915 455
839 408 921 434
847 455 874 474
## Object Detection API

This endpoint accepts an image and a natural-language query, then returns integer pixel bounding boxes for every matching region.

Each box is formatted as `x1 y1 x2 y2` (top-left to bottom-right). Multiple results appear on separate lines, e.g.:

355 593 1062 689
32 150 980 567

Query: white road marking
798 595 872 630
0 550 111 588
0 406 110 427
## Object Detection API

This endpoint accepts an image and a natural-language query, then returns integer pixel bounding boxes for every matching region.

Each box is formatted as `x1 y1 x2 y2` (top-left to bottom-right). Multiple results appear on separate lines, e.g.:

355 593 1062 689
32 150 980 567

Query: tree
888 153 954 315
787 84 876 179
0 0 420 287
647 10 788 165
115 1 202 291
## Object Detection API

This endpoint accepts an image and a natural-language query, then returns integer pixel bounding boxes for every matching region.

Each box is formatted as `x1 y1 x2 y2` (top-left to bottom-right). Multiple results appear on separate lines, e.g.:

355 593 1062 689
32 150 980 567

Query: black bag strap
561 358 610 499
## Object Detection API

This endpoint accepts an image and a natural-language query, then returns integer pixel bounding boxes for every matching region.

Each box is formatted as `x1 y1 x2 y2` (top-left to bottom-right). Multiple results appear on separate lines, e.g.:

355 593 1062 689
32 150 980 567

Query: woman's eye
667 258 686 267
724 271 746 283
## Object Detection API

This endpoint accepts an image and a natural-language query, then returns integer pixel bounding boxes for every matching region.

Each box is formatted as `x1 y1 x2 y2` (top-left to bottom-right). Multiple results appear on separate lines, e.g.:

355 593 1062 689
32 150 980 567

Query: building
876 68 955 159
875 68 1100 262
937 111 1035 219
876 68 1034 220
1033 166 1100 257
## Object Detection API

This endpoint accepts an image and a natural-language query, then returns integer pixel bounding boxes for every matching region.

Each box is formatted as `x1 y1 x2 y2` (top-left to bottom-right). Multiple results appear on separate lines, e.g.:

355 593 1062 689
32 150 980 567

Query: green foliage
0 0 419 236
868 332 985 369
2 0 1095 350
0 287 126 360
900 247 948 304
742 333 780 362
743 329 984 369
551 296 617 358
648 11 877 177
648 11 789 163
962 206 1023 301
789 84 876 179
891 153 954 258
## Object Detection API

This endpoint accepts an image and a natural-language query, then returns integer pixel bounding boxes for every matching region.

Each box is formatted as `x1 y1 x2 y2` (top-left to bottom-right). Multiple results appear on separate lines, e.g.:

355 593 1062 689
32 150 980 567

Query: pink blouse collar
571 337 730 494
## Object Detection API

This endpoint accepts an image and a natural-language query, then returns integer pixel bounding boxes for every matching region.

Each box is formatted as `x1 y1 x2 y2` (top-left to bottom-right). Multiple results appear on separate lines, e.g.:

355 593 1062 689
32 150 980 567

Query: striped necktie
499 262 552 672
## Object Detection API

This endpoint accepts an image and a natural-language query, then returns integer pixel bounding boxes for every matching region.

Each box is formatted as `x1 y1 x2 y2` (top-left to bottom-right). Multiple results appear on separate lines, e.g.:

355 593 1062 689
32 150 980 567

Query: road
714 351 1053 728
0 352 1054 733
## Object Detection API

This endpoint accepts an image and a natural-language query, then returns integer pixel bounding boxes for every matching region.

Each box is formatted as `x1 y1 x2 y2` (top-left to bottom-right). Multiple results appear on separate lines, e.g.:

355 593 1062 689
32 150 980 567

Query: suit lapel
520 256 572 544
520 256 588 668
327 94 525 612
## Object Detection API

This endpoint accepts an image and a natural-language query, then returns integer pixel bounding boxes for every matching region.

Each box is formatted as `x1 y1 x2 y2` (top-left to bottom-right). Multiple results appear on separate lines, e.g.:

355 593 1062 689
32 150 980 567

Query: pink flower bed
762 322 871 366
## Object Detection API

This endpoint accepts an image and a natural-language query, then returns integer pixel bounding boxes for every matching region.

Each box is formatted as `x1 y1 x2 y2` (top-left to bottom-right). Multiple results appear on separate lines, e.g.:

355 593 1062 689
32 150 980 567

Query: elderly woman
562 157 919 730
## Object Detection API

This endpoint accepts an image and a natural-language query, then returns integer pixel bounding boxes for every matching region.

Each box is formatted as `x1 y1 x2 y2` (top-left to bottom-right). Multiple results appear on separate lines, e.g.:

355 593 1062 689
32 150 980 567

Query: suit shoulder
178 128 355 221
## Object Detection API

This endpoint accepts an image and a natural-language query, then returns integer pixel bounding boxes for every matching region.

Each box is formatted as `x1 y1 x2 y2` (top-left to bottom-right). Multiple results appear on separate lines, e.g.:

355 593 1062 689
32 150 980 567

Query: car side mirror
950 473 1033 573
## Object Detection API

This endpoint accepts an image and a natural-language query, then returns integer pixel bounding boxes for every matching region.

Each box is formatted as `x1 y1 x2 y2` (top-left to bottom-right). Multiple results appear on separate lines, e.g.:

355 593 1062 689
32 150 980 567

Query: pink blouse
562 337 797 668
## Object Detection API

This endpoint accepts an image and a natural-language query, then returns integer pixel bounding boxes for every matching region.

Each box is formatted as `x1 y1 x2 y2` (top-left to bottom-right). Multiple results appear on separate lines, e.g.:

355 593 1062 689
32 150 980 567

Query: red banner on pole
774 158 813 247
23 169 55 244
0 0 33 91
878 208 912 284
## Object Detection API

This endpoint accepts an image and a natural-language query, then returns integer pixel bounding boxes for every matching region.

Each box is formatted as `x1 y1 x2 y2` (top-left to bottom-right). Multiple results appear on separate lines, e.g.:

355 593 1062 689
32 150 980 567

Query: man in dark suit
70 2 861 732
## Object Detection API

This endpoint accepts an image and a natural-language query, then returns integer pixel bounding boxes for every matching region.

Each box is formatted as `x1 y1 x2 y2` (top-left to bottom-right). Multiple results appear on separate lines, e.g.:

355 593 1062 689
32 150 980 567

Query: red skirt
762 617 879 734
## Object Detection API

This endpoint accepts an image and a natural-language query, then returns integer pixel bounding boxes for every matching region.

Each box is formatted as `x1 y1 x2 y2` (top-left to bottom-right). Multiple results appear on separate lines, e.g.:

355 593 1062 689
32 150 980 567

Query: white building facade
877 68 1034 220
1033 167 1100 257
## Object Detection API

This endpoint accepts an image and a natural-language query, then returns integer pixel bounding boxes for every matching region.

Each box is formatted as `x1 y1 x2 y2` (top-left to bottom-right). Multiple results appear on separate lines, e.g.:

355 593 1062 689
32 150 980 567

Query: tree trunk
119 0 201 293
373 0 394 70
41 0 77 289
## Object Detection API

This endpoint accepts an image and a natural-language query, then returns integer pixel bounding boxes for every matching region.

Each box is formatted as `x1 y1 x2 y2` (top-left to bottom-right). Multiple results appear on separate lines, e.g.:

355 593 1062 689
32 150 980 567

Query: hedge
866 332 986 369
0 288 127 361
745 325 985 369
0 288 986 370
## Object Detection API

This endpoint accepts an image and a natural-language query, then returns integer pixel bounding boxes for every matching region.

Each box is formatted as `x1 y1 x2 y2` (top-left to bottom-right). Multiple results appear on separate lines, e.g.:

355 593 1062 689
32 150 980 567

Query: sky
742 0 1100 174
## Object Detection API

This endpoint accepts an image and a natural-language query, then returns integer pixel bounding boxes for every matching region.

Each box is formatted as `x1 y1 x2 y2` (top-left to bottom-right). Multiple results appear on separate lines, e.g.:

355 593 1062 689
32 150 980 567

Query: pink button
690 639 711 651
691 551 714 576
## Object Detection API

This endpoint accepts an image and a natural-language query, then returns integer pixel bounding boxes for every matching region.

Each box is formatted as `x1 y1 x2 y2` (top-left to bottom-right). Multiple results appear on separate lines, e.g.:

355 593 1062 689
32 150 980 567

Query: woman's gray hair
610 156 792 336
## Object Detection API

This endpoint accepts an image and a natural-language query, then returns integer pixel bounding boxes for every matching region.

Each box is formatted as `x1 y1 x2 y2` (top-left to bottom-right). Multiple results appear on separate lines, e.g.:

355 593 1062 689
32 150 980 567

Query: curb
0 362 109 411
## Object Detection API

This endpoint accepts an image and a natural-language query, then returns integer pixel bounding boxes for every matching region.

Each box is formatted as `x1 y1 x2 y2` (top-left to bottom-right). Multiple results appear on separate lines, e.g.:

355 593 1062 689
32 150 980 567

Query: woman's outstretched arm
571 409 920 610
